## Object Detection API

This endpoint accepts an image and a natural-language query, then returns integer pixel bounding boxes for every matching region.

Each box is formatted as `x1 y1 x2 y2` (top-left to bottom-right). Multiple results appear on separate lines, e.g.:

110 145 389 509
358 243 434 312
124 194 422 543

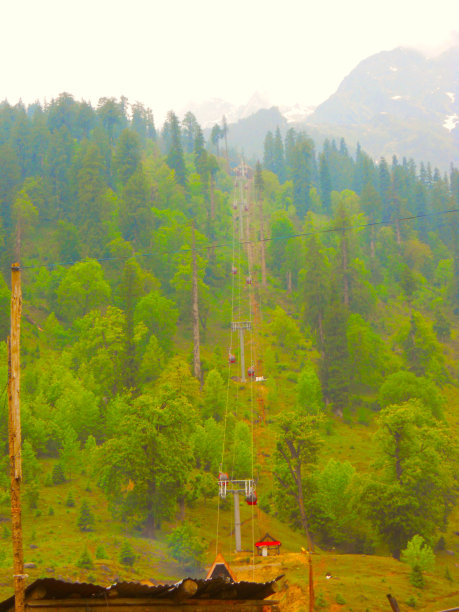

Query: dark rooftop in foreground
0 575 282 611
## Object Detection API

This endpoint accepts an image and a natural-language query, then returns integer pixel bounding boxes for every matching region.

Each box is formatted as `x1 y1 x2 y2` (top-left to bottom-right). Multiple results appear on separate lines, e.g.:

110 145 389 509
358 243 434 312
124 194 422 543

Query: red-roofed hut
255 533 281 556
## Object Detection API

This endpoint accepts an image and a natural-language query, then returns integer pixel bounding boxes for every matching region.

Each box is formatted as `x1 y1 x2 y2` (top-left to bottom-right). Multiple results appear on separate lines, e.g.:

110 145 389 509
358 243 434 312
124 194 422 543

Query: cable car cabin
246 491 257 506
233 203 238 210
218 472 229 481
248 366 255 377
229 353 236 364
246 276 252 285
232 266 238 275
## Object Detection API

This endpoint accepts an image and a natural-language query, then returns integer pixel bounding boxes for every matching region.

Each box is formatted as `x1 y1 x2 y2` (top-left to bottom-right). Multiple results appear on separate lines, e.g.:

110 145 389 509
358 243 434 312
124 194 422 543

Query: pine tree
378 157 391 220
272 127 286 182
290 133 314 217
321 292 350 414
263 131 274 172
119 540 136 566
77 548 93 570
319 152 332 213
77 500 95 532
52 463 66 485
164 111 187 187
113 128 141 185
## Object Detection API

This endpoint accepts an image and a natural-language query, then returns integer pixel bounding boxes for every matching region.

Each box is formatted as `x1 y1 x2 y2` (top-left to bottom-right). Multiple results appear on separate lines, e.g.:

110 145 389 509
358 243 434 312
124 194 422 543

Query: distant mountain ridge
181 92 314 129
302 45 459 167
199 45 459 168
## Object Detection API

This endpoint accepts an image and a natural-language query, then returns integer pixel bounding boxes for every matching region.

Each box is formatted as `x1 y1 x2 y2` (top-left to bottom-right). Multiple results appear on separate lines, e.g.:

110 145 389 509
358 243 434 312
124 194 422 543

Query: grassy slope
0 380 458 610
1 267 458 608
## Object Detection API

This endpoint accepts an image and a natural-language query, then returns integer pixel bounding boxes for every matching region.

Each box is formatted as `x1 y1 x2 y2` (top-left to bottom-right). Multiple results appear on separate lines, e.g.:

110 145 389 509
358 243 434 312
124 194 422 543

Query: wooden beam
26 598 280 610
168 579 198 603
386 594 400 612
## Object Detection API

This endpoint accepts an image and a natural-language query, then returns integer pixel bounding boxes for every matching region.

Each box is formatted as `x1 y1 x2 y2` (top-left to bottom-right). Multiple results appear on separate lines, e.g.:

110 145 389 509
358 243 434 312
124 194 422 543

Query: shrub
96 545 107 559
52 463 66 485
26 484 39 509
119 540 136 567
77 500 95 532
66 492 75 508
76 549 93 570
410 565 424 589
335 593 346 604
315 591 327 609
402 534 435 570
167 523 206 570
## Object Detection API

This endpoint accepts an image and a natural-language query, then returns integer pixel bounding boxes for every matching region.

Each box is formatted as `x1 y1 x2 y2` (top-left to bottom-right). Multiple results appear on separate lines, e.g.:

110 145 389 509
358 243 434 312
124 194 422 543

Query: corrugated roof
0 575 283 610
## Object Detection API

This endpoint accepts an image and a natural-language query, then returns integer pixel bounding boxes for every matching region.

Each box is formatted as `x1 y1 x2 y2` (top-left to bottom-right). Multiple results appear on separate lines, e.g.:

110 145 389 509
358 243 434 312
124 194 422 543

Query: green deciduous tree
98 391 195 533
378 370 444 419
396 311 449 382
56 259 111 322
202 369 225 420
274 411 323 544
362 400 456 557
167 523 205 570
135 290 178 354
296 364 323 414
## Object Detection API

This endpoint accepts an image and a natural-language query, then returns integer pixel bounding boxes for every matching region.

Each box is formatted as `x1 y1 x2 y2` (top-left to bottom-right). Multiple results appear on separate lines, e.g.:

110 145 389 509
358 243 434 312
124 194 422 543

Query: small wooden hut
255 533 281 556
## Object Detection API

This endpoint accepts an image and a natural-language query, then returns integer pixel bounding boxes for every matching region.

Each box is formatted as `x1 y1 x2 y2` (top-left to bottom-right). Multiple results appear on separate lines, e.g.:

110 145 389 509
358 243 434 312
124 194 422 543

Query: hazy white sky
2 0 459 122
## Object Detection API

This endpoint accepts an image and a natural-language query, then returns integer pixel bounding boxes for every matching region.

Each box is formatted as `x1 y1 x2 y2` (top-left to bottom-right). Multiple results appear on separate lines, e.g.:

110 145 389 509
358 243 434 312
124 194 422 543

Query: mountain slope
305 46 459 166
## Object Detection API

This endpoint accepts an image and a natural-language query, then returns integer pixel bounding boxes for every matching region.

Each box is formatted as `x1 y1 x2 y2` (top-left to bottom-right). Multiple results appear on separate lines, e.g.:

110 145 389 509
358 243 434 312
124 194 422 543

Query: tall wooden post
308 550 314 612
8 263 25 612
191 224 201 381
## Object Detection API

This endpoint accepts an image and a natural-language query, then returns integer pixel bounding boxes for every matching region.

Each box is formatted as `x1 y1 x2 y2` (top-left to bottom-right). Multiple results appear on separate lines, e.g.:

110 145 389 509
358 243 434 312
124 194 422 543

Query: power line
19 207 459 271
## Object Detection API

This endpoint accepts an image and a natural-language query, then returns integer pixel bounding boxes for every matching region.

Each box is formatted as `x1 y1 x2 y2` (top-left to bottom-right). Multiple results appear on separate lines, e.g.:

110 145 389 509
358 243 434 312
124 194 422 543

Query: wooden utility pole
8 263 25 612
301 547 314 612
191 224 201 381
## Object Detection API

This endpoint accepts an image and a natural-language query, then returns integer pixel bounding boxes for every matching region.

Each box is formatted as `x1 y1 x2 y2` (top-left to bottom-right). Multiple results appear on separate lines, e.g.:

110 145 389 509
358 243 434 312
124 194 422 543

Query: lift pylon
218 475 257 552
231 321 252 382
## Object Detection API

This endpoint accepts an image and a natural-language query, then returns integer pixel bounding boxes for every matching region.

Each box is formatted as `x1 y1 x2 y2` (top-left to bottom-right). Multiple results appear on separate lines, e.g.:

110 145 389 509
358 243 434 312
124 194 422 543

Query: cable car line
19 207 459 271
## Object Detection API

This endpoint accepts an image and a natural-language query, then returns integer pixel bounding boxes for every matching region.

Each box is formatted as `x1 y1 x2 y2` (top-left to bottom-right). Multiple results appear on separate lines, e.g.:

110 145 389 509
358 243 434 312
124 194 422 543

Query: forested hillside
0 93 458 608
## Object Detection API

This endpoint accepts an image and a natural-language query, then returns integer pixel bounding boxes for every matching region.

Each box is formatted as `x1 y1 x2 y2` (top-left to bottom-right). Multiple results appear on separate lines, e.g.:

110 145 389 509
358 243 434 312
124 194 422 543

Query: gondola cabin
232 266 238 275
246 491 257 506
248 366 255 377
229 353 236 364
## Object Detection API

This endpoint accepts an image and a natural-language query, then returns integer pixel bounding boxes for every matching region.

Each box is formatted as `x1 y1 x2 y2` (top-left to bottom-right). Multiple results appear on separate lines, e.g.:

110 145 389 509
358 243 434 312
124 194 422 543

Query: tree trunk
318 313 324 357
259 198 267 287
342 231 349 306
192 225 201 382
395 218 401 246
296 462 314 551
210 174 215 220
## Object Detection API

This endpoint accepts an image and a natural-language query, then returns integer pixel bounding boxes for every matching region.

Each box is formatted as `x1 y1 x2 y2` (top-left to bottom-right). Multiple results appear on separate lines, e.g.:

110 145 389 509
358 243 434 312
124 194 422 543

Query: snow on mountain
280 103 315 124
444 114 459 131
179 93 315 129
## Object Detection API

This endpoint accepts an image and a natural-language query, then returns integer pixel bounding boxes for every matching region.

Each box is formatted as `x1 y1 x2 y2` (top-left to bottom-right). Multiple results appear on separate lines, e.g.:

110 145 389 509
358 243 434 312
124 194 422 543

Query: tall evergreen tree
164 111 187 187
321 291 350 414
